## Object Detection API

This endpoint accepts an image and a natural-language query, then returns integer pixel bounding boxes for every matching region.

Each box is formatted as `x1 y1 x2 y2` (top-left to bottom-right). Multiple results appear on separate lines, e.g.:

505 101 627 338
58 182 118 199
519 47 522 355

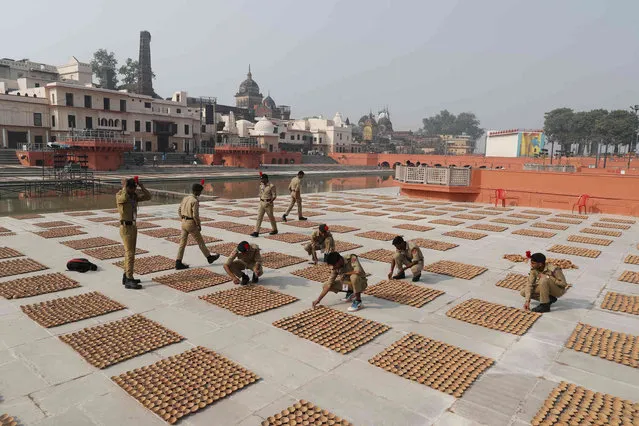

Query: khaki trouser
324 274 368 293
119 224 138 278
304 236 335 255
394 252 424 276
228 260 263 278
255 201 277 232
285 193 302 217
177 220 210 260
521 277 567 304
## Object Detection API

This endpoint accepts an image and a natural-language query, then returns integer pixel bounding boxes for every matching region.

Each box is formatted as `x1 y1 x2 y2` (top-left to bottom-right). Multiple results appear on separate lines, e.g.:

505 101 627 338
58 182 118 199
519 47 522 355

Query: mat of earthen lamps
86 216 116 223
65 211 96 217
291 264 338 283
364 279 444 307
548 244 601 258
34 227 87 239
324 207 356 213
113 255 175 275
531 222 569 231
469 209 501 216
0 272 80 299
282 220 321 229
0 232 16 237
443 230 487 240
411 238 458 251
512 229 557 239
547 217 583 225
388 215 425 221
332 240 363 252
60 314 184 369
429 219 465 226
153 268 231 292
164 234 221 246
106 221 160 230
354 211 388 217
423 260 486 279
495 273 529 291
600 217 636 224
618 270 639 285
434 207 467 213
227 225 272 235
531 381 638 426
413 209 446 216
519 209 550 216
567 235 613 246
624 254 639 266
200 285 298 316
273 306 390 354
112 346 259 425
467 223 508 232
34 220 75 228
21 291 126 328
484 206 513 212
565 322 638 368
139 228 183 238
0 414 17 426
368 333 494 397
392 223 434 232
355 231 398 241
557 213 589 219
580 227 622 237
60 237 119 250
264 232 308 244
217 210 253 218
382 207 412 213
0 226 12 233
446 298 541 335
0 247 23 260
490 218 527 225
324 224 359 233
358 249 395 263
593 221 632 230
261 400 351 426
83 245 148 260
0 258 48 279
207 242 237 257
11 213 44 219
509 213 540 220
451 214 485 220
261 252 307 269
601 292 639 316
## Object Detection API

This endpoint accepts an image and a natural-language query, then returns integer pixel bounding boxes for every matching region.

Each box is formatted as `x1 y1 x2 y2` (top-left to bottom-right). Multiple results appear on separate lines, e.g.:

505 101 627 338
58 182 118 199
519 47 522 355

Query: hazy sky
2 0 638 130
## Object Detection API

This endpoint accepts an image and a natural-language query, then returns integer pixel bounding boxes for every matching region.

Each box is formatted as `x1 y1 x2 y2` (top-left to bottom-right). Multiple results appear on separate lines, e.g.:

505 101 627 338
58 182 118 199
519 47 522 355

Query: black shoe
207 254 220 264
124 279 142 290
412 273 421 282
252 273 259 283
250 232 259 238
240 273 250 286
549 296 558 304
282 214 287 222
392 272 406 280
298 217 307 221
269 230 278 235
175 260 189 270
532 303 551 313
122 274 140 285
323 253 328 263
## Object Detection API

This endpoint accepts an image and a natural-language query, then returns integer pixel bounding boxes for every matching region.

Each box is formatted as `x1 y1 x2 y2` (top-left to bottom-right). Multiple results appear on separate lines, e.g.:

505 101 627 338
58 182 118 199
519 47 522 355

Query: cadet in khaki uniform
223 241 263 285
116 177 151 289
304 224 335 264
523 252 568 313
175 182 220 270
282 170 307 222
312 252 368 312
389 236 424 282
251 173 278 237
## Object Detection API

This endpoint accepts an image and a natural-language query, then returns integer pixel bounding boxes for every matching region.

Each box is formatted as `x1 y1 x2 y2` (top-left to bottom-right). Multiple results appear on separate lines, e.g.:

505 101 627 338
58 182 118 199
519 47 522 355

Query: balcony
395 165 472 186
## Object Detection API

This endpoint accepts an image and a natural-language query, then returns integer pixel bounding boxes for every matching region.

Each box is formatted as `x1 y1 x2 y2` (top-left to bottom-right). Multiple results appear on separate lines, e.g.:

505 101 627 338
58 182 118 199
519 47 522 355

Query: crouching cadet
312 252 368 312
224 241 264 286
523 252 568 313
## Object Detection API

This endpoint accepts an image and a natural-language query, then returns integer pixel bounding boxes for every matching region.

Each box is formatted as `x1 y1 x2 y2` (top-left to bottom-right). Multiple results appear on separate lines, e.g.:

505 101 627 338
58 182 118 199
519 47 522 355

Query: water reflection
0 174 396 216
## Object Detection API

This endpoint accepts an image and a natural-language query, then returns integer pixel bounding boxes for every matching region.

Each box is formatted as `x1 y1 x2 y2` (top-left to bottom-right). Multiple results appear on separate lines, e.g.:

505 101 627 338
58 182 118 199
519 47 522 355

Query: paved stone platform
0 187 638 425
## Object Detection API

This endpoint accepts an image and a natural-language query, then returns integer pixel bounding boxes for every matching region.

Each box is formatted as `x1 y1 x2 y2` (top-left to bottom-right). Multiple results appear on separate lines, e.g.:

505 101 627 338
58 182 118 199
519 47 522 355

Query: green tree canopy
118 58 156 91
422 110 482 140
90 49 118 90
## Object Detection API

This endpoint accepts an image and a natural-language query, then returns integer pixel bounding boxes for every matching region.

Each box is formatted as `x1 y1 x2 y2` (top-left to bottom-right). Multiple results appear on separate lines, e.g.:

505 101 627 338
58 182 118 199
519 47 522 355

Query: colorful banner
519 132 545 156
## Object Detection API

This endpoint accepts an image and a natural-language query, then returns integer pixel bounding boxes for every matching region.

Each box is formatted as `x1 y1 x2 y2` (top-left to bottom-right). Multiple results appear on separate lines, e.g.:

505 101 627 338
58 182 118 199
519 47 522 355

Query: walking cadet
116 177 151 289
523 252 568 313
312 252 368 312
388 236 424 282
282 170 307 222
304 224 335 264
250 173 278 237
175 181 220 270
223 241 263 285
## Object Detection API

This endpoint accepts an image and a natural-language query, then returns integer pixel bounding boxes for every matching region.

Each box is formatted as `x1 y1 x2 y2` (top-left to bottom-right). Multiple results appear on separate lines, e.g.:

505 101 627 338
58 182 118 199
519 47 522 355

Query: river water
0 173 396 216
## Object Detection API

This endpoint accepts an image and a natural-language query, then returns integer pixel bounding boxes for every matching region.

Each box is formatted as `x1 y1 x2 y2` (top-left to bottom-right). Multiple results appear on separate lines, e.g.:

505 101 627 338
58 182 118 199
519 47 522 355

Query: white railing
395 165 471 186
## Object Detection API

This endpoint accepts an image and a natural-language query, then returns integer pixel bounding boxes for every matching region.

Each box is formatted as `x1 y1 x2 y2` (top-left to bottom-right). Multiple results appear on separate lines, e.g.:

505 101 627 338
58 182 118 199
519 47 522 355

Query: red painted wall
16 150 123 171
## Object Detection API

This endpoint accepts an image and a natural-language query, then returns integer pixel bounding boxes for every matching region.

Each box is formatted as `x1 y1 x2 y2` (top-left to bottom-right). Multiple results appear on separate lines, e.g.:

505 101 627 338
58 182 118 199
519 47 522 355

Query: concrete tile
32 406 98 426
80 390 166 425
0 313 51 349
432 412 483 426
185 397 254 426
547 363 639 401
0 395 47 424
451 400 511 426
498 336 561 376
143 306 219 339
0 360 49 400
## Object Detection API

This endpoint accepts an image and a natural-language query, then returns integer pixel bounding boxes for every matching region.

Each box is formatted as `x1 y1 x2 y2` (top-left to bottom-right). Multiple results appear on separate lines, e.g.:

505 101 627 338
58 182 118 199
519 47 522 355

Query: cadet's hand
312 299 320 308
387 272 393 280
232 278 240 285
198 225 202 232
523 301 530 311
121 178 127 187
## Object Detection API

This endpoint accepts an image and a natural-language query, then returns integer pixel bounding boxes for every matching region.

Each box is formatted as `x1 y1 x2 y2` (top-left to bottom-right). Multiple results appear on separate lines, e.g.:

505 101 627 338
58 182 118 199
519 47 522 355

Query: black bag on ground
66 258 98 273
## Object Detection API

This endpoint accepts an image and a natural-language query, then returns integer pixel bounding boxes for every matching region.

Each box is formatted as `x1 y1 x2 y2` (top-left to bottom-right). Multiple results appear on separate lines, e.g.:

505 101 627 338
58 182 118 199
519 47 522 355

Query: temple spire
247 64 252 79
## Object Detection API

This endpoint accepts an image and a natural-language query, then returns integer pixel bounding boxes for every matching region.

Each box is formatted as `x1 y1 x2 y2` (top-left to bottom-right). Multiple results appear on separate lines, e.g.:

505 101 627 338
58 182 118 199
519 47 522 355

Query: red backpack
66 258 98 273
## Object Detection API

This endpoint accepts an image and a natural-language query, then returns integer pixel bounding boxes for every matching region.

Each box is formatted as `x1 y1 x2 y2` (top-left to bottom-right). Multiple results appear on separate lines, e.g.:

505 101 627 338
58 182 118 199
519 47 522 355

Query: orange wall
16 150 123 171
400 169 639 216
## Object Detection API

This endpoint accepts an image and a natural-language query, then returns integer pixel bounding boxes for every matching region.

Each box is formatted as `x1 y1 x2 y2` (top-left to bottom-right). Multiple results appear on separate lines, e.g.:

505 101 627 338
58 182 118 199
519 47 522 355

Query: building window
201 125 206 133
302 136 307 141
35 83 40 88
122 119 127 131
290 135 295 140
313 137 317 142
135 120 141 132
177 108 181 114
33 113 42 127
103 98 111 110
144 102 151 108
145 121 151 132
52 115 56 127
68 115 76 128
34 135 43 144
108 119 114 127
296 134 299 140
65 93 73 106
100 118 107 126
339 133 342 140
84 95 92 108
86 117 93 129
51 93 55 104
120 99 126 112
280 132 285 139
184 124 190 135
319 137 323 143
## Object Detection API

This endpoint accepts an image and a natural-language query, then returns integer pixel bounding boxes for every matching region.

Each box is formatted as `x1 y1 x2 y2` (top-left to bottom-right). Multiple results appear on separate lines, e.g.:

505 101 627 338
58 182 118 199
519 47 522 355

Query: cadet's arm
523 272 535 310
137 184 152 202
193 201 201 228
116 190 129 205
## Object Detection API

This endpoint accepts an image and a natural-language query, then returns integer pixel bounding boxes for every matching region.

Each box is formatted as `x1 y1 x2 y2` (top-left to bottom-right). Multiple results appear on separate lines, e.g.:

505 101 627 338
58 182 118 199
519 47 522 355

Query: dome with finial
236 65 260 96
262 91 276 109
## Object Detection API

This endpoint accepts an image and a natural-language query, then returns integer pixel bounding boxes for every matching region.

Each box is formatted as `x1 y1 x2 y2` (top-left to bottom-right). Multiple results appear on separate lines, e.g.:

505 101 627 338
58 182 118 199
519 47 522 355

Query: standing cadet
388 236 424 282
312 252 368 312
223 241 263 285
116 177 151 289
523 252 568 313
250 173 278 237
175 182 220 270
304 224 335 264
282 170 307 222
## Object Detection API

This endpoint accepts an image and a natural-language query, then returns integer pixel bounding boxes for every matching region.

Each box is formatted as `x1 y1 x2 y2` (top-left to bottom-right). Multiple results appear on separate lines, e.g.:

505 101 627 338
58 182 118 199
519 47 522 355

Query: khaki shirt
288 176 301 196
178 195 201 225
311 230 333 245
116 187 151 221
259 183 277 202
327 254 366 287
225 244 262 266
525 263 568 302
398 241 424 263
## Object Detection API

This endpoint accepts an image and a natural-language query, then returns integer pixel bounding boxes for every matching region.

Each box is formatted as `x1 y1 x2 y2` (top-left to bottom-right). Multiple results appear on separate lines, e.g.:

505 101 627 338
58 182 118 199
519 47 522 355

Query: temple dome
236 66 260 96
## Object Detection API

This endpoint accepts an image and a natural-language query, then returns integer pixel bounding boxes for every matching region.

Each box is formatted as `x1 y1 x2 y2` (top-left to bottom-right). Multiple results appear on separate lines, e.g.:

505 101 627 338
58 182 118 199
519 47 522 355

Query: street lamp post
629 105 639 170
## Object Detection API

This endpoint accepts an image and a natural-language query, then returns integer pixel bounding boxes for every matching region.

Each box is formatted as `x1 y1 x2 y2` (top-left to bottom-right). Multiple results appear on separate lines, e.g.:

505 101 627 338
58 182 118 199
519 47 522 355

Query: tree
453 112 483 141
597 110 638 154
91 49 118 90
422 110 483 150
543 108 574 155
118 57 156 91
